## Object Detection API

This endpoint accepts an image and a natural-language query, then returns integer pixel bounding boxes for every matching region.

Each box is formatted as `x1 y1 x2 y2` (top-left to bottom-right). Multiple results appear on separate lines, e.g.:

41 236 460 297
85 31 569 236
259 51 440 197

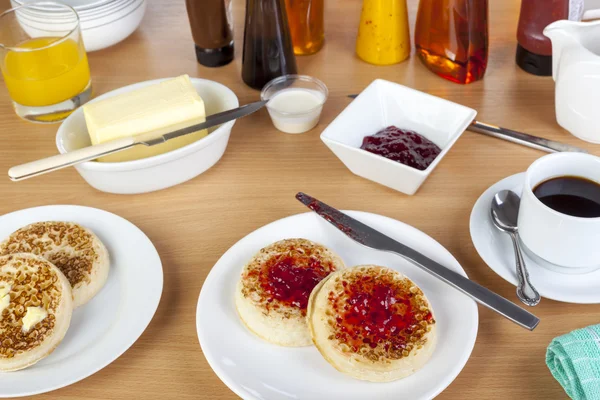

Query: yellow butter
83 75 208 162
22 306 48 332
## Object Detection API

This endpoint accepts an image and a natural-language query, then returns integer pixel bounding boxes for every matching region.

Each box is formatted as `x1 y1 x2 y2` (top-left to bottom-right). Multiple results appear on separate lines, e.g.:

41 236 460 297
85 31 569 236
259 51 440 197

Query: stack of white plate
11 0 147 52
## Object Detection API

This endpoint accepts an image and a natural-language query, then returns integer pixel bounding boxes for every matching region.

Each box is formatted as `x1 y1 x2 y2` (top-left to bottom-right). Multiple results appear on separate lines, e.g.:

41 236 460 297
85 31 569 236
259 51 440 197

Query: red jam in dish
261 256 332 311
360 126 441 171
329 273 434 357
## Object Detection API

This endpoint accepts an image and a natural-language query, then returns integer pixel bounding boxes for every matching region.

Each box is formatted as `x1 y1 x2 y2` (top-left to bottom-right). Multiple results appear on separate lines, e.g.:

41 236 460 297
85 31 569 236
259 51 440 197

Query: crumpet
0 222 110 308
307 265 436 382
0 253 73 371
235 239 345 347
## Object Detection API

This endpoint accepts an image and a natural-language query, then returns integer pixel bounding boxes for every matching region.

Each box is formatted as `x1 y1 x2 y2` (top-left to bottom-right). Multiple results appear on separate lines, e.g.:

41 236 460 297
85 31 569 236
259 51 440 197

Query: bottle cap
516 44 552 76
195 43 234 68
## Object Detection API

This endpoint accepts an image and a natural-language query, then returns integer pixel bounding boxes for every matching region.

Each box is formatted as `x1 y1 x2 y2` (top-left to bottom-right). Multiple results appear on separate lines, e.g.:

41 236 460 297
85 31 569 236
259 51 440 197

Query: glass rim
0 1 80 53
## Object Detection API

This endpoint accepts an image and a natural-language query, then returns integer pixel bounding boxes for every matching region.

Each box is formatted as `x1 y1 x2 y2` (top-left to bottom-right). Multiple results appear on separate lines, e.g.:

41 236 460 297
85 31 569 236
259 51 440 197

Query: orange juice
2 37 90 107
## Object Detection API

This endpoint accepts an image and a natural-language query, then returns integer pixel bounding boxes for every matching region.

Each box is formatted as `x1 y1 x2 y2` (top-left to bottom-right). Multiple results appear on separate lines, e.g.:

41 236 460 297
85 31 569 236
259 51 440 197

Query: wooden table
0 0 595 398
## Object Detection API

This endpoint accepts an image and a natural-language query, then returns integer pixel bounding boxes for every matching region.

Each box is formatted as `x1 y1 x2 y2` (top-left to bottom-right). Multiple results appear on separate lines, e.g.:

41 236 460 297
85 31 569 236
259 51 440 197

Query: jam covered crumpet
0 222 110 308
235 239 345 346
307 265 436 382
0 253 73 371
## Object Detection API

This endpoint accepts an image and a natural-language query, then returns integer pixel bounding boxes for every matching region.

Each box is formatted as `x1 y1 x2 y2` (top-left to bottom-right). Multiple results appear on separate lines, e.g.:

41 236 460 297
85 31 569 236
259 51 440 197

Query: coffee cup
518 152 600 273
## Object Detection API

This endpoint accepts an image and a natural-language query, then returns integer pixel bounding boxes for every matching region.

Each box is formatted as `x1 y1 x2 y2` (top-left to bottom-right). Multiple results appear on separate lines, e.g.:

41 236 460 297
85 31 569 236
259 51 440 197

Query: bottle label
569 0 585 20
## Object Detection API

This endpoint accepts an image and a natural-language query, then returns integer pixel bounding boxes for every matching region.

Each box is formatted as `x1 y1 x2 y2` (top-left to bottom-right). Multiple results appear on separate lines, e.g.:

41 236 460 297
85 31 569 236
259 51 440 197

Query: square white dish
320 79 477 195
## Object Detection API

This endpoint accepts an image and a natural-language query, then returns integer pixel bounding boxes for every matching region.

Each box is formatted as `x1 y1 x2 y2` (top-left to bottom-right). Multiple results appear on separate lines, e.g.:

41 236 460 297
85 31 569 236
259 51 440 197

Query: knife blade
8 100 268 181
346 94 587 154
296 192 540 331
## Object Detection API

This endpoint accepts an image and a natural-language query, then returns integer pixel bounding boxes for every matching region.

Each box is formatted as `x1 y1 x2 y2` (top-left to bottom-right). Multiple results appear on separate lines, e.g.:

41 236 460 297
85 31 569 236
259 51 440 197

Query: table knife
346 94 586 154
8 100 268 182
296 192 540 331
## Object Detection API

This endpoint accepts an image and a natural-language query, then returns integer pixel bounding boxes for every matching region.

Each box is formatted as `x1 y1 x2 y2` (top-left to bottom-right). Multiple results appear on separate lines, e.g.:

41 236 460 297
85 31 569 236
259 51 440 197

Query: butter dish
55 78 239 194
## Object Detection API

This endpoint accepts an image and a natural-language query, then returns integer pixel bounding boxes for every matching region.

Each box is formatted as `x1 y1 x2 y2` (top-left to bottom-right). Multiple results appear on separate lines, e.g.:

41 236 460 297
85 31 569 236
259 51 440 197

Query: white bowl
320 79 477 195
56 78 239 194
82 0 145 51
13 0 117 11
12 0 146 51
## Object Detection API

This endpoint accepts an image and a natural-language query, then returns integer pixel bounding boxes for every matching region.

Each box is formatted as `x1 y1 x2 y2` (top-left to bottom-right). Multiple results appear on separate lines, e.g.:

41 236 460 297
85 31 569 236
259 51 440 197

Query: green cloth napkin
547 324 600 400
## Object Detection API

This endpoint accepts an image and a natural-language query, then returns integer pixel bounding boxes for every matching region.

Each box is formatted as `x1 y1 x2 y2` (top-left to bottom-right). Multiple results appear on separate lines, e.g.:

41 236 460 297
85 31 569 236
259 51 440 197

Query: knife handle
396 248 540 330
8 137 137 181
468 121 587 154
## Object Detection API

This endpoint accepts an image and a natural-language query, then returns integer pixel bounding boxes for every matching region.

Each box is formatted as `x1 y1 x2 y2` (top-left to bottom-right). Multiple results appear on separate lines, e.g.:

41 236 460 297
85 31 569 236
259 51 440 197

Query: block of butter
83 75 208 162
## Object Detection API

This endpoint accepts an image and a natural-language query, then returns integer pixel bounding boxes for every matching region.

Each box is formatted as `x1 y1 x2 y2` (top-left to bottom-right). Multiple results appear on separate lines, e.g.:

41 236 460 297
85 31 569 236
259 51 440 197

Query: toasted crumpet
307 265 437 382
0 253 73 371
235 239 345 346
0 222 110 307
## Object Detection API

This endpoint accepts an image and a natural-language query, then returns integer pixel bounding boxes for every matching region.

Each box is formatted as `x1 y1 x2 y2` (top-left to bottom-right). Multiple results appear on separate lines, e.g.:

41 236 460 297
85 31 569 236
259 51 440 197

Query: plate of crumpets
0 205 163 397
196 210 478 400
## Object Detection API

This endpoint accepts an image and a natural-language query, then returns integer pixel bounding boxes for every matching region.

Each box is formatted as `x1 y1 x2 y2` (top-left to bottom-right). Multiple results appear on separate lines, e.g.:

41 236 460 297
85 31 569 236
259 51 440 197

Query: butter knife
346 94 587 154
8 100 268 181
296 192 540 331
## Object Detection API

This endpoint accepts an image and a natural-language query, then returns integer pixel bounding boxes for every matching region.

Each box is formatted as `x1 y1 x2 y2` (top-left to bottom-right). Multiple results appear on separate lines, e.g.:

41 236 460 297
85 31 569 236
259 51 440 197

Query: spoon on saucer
491 190 541 306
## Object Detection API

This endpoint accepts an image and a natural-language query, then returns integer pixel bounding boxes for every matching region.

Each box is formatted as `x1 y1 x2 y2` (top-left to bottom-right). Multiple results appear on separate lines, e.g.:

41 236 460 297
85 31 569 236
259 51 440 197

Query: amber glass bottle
285 0 324 55
415 0 488 84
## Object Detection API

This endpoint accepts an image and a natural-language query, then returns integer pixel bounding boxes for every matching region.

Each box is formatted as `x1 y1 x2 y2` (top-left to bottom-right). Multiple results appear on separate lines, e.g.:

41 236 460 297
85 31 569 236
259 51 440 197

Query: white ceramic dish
56 78 239 194
13 0 117 11
197 210 478 400
0 205 163 397
82 0 145 51
320 79 476 195
14 0 129 19
12 0 146 51
470 172 600 304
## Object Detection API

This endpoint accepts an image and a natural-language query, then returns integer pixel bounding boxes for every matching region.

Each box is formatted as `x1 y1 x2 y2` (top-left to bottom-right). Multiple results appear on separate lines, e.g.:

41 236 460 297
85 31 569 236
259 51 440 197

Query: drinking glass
0 2 92 123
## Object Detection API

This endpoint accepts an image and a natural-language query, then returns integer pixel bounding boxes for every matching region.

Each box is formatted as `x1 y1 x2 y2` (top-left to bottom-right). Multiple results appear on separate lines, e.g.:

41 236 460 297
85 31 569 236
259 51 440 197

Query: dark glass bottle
242 0 298 90
516 0 569 76
185 0 234 67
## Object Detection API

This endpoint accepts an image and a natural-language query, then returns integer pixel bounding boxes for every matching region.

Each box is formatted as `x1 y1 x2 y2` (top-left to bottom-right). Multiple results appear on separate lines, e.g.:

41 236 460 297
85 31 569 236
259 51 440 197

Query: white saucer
197 211 478 400
0 205 163 397
470 173 600 304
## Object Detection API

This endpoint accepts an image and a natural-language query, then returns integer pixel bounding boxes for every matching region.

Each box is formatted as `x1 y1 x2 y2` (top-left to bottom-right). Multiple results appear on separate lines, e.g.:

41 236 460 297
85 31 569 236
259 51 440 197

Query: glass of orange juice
0 2 92 123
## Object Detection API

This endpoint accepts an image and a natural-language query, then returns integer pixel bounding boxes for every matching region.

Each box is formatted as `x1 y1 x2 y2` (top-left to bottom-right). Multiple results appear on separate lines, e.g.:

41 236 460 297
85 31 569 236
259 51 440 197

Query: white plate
0 205 163 397
470 173 600 304
197 211 478 400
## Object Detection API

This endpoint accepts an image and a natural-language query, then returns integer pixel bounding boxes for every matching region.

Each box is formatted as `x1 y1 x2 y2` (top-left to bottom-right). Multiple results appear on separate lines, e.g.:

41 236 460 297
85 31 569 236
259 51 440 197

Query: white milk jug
544 20 600 143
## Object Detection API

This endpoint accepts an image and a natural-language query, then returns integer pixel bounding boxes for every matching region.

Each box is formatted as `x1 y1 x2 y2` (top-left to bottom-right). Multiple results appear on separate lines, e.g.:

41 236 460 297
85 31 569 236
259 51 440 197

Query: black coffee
533 176 600 218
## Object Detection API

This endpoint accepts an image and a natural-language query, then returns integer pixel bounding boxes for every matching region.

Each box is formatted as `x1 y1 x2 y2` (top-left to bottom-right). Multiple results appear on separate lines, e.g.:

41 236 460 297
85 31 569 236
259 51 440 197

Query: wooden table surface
0 0 596 399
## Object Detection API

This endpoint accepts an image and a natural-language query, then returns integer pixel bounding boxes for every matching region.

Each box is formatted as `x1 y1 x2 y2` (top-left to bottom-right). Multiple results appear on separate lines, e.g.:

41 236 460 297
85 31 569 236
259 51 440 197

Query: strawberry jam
329 269 434 359
360 126 441 171
262 256 330 310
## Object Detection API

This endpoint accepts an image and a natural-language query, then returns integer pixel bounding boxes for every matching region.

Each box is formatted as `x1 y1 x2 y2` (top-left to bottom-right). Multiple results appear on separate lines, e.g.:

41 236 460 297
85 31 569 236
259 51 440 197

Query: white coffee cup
518 152 600 273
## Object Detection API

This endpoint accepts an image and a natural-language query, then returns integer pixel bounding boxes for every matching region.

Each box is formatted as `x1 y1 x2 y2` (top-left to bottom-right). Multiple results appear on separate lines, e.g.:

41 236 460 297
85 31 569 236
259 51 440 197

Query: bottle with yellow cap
355 0 411 65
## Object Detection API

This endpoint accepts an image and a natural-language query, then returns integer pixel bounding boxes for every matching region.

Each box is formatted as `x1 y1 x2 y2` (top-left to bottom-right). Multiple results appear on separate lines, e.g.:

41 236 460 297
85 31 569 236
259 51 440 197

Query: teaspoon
491 190 541 306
